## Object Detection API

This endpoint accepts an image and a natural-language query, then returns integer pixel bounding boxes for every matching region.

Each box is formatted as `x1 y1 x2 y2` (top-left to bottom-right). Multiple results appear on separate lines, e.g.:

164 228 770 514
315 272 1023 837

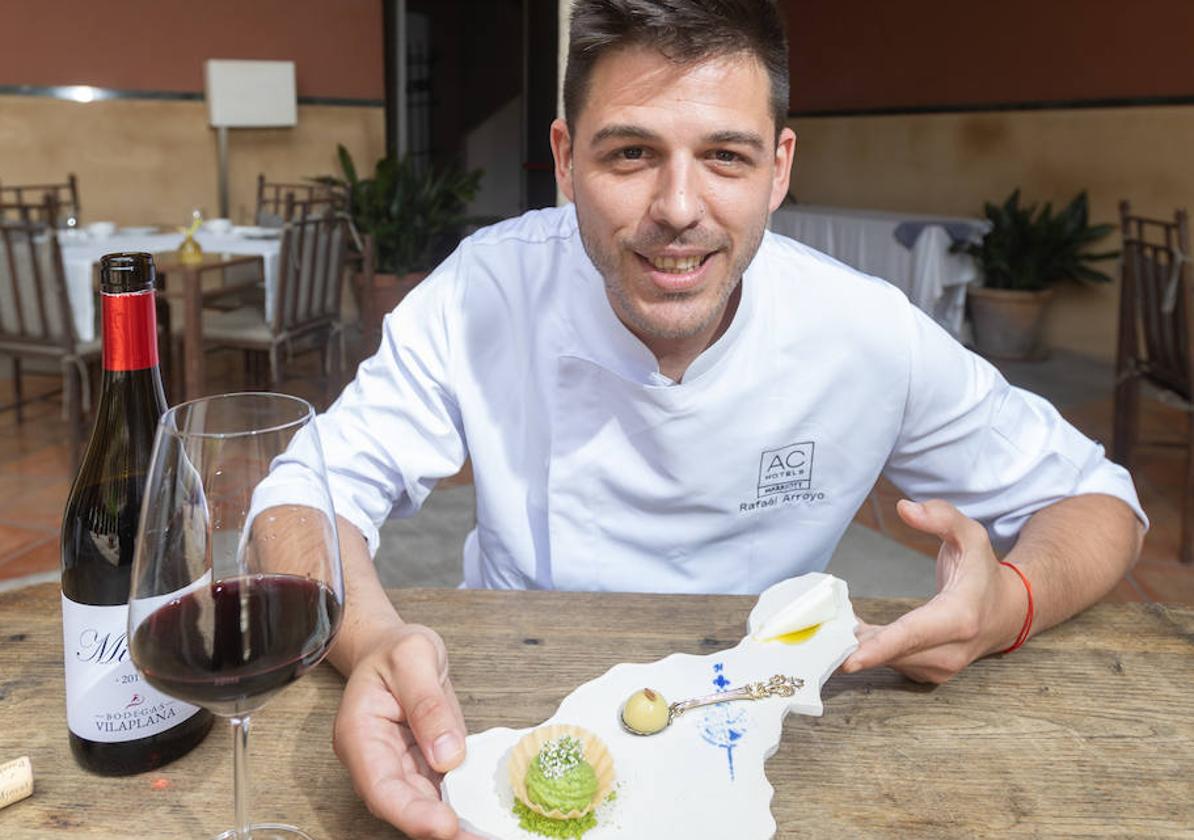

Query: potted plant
317 145 483 347
955 189 1117 360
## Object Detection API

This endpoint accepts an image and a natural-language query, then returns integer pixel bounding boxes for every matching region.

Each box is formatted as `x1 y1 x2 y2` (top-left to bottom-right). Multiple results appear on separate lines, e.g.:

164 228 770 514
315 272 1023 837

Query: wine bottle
59 252 213 775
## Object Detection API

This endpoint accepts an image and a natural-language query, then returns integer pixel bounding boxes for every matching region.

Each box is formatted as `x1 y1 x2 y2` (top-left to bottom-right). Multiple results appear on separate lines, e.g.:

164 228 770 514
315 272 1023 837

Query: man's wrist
331 615 409 674
989 561 1032 656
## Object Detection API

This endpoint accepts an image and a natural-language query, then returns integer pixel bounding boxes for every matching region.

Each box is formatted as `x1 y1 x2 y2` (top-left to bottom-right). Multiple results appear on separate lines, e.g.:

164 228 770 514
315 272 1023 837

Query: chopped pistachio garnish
536 735 585 780
513 799 597 837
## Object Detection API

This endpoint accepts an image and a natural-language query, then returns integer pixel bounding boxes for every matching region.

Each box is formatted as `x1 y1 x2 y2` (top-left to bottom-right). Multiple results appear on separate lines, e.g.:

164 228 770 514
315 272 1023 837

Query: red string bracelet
997 561 1034 654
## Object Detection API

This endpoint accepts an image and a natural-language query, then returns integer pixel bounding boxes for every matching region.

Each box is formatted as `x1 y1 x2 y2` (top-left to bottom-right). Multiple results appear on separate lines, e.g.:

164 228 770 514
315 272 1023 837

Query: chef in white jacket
271 2 1146 838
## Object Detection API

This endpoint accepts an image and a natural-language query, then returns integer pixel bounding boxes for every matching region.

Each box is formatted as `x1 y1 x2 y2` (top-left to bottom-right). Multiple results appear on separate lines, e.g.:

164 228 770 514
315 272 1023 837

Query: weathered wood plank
1 584 1191 838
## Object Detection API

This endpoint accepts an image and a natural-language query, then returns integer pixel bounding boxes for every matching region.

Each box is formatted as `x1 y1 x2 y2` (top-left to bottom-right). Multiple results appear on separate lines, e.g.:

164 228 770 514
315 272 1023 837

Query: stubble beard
577 214 768 343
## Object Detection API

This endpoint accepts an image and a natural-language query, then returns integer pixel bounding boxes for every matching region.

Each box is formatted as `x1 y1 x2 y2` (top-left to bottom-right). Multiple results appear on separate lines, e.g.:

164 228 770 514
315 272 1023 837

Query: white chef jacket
271 204 1145 595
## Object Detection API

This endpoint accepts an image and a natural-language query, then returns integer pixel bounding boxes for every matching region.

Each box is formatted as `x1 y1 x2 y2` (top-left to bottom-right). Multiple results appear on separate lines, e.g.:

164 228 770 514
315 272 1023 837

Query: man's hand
840 499 1025 683
333 623 482 840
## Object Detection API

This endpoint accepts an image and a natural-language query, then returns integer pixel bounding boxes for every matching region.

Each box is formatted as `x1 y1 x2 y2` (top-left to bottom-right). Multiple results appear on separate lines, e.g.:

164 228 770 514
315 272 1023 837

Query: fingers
841 598 977 678
333 640 471 840
842 611 931 673
363 775 462 840
842 501 1000 683
380 625 469 774
896 499 988 548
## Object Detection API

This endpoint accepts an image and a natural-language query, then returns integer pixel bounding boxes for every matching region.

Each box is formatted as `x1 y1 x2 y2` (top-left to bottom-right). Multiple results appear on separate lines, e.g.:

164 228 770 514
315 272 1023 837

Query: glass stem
230 715 252 838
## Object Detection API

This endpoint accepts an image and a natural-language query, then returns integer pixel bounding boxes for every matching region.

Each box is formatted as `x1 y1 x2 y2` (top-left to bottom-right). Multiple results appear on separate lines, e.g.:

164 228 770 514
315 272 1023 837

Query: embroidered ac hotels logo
739 441 824 512
757 441 814 498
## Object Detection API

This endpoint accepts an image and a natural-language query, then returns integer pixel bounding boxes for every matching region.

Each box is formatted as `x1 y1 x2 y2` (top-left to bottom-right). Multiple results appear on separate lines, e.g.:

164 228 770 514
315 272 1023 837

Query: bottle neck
97 288 167 420
101 289 159 373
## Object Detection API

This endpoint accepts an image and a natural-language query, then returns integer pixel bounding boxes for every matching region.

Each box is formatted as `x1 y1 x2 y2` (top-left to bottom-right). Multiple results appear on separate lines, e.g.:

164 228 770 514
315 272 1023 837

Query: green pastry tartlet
508 724 616 838
526 734 598 812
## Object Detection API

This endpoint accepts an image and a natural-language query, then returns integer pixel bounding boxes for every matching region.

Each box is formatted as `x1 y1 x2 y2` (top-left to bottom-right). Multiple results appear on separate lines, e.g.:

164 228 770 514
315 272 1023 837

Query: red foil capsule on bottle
101 289 159 371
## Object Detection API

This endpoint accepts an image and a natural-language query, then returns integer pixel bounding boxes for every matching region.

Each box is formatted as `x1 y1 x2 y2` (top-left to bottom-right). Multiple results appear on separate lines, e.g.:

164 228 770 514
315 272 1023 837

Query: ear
550 117 576 203
768 126 797 212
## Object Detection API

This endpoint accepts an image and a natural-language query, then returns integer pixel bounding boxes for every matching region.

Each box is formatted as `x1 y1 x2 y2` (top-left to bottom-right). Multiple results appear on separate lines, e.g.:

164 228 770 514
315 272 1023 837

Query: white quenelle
750 575 843 643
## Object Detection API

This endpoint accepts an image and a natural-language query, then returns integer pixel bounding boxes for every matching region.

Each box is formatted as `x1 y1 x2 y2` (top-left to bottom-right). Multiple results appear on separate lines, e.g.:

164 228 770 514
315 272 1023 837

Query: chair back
1117 201 1193 400
255 174 340 226
0 217 77 353
0 174 79 225
272 213 347 336
284 194 342 225
0 199 62 225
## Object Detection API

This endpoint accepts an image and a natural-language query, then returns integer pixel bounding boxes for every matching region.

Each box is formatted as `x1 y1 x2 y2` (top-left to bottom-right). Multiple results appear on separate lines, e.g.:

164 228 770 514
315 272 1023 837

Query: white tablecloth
61 230 281 342
769 204 984 337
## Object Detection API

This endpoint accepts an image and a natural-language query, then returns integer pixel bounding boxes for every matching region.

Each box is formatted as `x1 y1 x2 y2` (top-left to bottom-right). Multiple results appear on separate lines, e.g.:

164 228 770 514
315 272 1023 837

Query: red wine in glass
128 392 343 840
131 574 341 715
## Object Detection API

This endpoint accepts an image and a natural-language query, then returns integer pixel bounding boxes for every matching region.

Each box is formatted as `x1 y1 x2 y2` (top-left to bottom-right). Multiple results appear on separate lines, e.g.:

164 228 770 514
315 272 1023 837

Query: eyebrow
590 124 661 145
589 124 767 152
704 129 767 152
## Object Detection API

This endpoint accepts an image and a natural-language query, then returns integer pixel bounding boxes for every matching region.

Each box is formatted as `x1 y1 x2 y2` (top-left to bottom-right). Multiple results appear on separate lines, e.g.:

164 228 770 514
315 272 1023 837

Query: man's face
552 46 795 357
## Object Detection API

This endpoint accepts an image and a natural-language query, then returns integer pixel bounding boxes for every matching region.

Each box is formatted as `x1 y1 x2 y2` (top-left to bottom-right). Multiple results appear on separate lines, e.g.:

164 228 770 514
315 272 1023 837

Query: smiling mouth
643 253 713 274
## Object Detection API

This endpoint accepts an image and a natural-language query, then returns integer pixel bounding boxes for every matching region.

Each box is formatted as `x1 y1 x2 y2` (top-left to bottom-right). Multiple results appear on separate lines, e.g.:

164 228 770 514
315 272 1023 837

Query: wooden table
2 584 1191 838
153 252 264 401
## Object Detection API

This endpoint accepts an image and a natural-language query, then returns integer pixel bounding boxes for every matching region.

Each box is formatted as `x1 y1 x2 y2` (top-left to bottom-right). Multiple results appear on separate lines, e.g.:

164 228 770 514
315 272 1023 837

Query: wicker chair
0 215 99 467
1113 201 1194 564
255 175 341 226
0 174 80 225
202 212 349 401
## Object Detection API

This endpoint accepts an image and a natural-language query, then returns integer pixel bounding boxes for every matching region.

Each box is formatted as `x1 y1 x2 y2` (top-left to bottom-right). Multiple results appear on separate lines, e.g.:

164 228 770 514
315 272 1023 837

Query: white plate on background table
118 226 160 236
441 573 859 840
231 226 281 240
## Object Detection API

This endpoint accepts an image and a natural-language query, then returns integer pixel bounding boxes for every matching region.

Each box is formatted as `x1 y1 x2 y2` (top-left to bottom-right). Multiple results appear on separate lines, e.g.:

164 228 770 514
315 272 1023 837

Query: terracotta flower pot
967 286 1055 361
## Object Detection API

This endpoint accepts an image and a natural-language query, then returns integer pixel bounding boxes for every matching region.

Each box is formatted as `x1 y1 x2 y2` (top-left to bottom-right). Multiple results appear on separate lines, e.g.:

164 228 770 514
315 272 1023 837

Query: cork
0 756 33 810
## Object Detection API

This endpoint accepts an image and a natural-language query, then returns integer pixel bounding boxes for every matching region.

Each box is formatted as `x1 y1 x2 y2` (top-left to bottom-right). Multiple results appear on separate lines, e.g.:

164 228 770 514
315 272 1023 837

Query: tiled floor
1 347 1189 604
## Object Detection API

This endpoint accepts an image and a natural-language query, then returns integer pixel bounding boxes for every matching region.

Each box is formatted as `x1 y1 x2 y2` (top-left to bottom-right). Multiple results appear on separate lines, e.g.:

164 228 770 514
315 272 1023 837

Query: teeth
649 254 703 273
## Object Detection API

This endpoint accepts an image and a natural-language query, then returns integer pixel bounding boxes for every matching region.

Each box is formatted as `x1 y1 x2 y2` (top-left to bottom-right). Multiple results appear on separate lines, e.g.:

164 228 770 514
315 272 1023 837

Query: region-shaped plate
441 573 859 839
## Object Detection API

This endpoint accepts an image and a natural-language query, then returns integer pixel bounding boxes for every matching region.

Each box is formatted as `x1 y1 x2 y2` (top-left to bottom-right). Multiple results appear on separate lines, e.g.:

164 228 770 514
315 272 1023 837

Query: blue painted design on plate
699 661 748 780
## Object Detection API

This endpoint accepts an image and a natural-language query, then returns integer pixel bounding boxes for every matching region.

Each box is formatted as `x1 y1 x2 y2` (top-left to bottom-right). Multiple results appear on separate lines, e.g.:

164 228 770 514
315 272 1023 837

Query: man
273 1 1145 837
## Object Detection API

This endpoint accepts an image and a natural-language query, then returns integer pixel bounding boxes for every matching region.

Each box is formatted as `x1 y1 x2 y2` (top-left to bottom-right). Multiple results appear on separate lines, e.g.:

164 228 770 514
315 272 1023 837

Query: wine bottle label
101 289 159 371
61 594 202 743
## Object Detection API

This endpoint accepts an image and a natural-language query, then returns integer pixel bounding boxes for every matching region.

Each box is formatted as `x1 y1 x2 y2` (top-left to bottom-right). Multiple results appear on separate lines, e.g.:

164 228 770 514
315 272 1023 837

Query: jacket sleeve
265 247 469 557
882 303 1147 553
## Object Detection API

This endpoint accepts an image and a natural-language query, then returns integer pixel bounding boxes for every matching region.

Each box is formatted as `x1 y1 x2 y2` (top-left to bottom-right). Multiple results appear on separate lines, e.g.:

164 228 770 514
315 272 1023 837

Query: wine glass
128 392 343 840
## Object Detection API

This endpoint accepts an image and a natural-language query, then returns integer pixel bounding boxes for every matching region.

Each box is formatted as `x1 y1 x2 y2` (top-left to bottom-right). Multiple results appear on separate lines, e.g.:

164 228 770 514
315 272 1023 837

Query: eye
603 146 652 169
712 149 743 164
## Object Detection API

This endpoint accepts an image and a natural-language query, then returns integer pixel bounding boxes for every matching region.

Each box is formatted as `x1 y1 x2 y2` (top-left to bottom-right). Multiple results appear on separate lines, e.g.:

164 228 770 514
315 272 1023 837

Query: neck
647 284 742 382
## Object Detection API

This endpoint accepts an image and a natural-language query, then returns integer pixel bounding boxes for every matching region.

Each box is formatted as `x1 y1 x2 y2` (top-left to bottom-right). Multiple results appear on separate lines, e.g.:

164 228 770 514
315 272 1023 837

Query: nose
649 156 704 234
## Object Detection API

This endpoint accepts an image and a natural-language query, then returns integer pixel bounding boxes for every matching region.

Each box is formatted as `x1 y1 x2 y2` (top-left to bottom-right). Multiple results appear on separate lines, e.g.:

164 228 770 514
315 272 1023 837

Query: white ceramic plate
118 226 159 236
441 573 859 840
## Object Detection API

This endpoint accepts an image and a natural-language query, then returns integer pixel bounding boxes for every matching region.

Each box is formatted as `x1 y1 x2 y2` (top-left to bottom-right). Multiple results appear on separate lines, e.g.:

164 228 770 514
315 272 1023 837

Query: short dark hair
563 0 790 138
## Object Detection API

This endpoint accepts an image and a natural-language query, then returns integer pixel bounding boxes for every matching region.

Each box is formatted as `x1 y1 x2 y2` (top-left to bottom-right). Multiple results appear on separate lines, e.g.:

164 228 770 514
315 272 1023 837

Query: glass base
214 824 313 840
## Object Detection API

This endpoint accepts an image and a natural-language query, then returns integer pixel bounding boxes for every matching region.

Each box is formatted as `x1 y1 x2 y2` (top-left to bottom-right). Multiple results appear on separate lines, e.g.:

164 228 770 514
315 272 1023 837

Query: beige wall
0 94 385 227
788 105 1194 361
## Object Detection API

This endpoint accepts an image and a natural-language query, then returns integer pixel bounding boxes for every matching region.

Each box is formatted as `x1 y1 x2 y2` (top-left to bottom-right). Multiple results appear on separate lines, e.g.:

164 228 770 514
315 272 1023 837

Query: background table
153 252 266 400
770 204 985 338
60 229 280 343
1 584 1191 838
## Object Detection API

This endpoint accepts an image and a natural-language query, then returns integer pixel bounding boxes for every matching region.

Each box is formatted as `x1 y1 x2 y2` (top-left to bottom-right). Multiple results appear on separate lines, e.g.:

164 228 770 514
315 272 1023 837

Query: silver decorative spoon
619 674 804 736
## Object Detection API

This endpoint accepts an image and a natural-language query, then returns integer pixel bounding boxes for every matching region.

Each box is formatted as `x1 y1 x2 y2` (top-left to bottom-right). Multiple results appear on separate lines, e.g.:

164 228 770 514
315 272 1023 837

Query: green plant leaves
337 144 359 189
954 189 1118 291
324 145 484 276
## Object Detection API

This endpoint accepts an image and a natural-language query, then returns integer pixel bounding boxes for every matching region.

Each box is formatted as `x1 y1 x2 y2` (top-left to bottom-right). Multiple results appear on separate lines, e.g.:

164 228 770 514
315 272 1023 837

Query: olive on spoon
618 675 804 736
